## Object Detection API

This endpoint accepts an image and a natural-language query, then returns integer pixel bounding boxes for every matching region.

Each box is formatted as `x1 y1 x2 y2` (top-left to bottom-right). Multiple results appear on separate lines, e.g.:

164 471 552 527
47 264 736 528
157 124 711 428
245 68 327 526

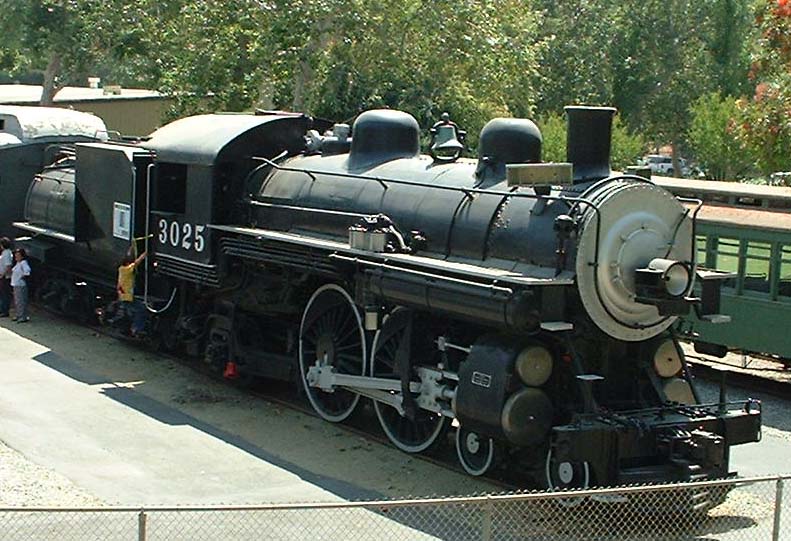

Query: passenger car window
779 246 791 298
714 237 740 290
743 241 771 293
695 235 708 267
714 237 739 273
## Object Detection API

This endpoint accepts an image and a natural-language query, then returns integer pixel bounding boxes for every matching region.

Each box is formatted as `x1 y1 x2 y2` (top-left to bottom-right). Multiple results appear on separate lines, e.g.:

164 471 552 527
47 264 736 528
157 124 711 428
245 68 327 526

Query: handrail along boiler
10 105 760 492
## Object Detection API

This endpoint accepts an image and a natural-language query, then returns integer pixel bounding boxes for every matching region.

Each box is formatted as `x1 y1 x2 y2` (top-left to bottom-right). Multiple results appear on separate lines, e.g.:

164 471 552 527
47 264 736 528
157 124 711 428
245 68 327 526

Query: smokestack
565 106 616 184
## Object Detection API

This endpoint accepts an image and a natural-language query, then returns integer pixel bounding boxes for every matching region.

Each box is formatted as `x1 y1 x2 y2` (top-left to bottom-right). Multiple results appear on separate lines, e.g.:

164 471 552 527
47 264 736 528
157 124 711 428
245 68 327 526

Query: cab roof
143 113 305 166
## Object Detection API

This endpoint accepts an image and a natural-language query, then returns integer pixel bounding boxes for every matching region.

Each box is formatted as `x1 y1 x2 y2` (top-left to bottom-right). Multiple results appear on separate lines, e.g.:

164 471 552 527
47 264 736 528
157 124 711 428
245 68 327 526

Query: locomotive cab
142 113 310 285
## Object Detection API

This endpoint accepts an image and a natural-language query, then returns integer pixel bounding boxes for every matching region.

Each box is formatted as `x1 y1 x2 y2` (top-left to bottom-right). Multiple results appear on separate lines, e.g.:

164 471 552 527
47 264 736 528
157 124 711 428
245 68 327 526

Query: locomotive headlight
515 346 553 387
647 258 692 298
653 339 683 378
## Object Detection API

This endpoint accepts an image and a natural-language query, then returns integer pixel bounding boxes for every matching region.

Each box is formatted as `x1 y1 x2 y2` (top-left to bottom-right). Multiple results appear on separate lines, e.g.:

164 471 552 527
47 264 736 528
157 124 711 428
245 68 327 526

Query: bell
430 112 465 162
432 125 464 153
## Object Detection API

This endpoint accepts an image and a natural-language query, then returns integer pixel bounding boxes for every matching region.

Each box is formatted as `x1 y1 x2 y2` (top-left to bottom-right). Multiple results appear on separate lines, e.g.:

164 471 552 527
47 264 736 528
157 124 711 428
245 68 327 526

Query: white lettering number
156 219 206 253
194 225 206 252
181 223 193 250
169 221 180 247
158 219 167 244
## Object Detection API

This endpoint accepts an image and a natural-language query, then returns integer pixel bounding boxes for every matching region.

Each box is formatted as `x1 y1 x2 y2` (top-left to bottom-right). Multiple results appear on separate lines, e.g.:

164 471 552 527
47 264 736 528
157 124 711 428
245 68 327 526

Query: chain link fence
0 475 787 540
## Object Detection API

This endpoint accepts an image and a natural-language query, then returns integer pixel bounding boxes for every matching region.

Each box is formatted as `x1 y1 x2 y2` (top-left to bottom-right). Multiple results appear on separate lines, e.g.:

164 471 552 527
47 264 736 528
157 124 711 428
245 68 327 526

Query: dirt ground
0 307 498 507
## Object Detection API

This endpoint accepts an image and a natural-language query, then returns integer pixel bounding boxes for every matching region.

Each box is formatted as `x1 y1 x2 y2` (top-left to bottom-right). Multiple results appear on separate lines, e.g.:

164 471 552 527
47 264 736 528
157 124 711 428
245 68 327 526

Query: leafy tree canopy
737 0 791 175
688 92 754 180
0 0 784 179
0 0 150 104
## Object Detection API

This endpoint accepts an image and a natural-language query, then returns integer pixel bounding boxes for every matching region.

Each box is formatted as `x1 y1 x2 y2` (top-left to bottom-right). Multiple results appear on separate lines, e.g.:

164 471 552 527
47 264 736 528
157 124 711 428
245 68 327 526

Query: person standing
11 248 31 323
0 238 12 317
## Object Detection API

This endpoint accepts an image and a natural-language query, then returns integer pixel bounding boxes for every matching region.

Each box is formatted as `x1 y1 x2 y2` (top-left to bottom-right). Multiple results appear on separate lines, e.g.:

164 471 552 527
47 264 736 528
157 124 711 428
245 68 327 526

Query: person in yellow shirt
116 250 147 336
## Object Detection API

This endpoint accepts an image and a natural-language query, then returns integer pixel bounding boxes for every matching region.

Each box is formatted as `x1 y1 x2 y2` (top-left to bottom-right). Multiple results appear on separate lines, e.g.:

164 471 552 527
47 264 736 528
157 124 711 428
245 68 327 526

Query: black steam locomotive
2 104 760 491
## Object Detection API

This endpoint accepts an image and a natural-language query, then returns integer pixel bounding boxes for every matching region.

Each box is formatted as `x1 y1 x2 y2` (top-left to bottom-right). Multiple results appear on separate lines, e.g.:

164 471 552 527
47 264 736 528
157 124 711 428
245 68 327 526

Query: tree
533 2 619 113
736 0 791 176
260 0 543 146
609 0 717 170
537 114 566 163
610 115 646 171
534 0 756 176
64 0 542 138
688 92 753 180
0 0 149 105
707 0 754 97
152 0 272 118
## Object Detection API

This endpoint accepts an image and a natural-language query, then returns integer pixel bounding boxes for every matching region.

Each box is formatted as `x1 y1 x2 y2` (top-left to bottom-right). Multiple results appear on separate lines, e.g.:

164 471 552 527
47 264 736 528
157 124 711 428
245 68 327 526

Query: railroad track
686 355 790 399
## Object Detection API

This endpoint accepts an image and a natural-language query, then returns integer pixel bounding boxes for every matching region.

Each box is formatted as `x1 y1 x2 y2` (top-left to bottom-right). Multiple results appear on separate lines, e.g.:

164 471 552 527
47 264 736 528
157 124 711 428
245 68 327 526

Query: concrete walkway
0 324 352 506
0 322 464 539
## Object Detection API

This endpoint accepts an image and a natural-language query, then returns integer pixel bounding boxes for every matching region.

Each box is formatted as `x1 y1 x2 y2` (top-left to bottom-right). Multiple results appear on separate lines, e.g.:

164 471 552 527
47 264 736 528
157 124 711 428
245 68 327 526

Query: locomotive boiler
11 105 761 493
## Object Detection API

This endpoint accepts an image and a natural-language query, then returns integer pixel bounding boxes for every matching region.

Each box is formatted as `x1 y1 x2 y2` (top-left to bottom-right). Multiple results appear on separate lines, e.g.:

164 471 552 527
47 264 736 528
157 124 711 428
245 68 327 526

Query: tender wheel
299 284 366 422
545 448 591 506
371 308 448 453
456 427 495 476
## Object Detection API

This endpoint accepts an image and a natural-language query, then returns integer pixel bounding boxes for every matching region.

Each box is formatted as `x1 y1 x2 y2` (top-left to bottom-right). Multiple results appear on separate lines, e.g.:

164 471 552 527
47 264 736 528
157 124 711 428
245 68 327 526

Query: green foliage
0 0 784 177
273 0 544 146
537 113 644 171
534 0 755 160
0 0 152 103
537 114 566 163
153 0 271 119
612 0 716 146
737 79 791 175
610 116 646 171
736 0 791 175
533 3 617 113
707 0 754 97
688 93 753 180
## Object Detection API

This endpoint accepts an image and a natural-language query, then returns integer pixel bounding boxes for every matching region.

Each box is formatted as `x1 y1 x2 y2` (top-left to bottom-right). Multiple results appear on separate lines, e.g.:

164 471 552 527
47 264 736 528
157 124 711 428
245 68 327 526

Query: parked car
642 154 690 177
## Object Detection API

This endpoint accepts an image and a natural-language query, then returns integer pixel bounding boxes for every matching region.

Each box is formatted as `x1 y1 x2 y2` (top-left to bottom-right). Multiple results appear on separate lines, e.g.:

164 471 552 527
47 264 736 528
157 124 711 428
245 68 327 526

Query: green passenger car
677 203 791 362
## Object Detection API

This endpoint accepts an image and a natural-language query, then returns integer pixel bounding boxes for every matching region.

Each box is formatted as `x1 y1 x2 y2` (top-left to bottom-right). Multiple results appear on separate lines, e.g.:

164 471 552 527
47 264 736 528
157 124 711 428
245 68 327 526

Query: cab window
714 237 739 273
153 163 187 214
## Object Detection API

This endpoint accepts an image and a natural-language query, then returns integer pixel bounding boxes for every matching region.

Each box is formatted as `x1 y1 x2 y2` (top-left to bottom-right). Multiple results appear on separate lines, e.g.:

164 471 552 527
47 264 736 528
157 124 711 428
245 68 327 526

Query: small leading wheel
456 427 495 476
371 308 449 453
299 284 366 423
545 448 591 506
